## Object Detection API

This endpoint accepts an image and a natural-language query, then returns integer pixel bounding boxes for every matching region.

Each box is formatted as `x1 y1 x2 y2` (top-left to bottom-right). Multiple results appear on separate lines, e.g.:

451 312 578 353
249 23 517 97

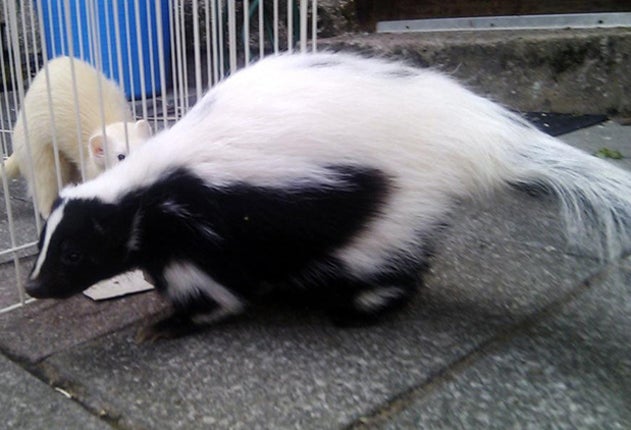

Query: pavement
0 121 630 429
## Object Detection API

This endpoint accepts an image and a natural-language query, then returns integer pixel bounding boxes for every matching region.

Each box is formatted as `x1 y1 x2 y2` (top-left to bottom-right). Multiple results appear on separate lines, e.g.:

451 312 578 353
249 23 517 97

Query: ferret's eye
117 154 126 161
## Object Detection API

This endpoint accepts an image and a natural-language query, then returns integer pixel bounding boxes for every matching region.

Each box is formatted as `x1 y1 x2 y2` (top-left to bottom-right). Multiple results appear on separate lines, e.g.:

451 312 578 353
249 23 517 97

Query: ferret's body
4 56 150 218
25 53 631 339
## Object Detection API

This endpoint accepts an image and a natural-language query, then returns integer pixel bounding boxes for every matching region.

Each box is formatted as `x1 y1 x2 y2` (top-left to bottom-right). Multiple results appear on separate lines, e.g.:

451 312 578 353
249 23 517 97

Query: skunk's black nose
25 279 49 299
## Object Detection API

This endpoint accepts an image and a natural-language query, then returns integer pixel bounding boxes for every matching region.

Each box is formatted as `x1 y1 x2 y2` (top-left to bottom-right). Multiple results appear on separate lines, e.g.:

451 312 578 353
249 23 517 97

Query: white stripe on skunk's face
31 200 67 280
26 198 134 299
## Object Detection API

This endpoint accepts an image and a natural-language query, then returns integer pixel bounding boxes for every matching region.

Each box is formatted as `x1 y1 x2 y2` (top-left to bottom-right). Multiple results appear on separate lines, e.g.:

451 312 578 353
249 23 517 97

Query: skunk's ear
89 133 106 167
134 119 152 139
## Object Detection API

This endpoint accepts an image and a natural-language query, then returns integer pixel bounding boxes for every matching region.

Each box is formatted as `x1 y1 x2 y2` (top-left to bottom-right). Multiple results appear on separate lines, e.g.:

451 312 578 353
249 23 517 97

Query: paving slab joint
0 331 133 429
32 360 125 429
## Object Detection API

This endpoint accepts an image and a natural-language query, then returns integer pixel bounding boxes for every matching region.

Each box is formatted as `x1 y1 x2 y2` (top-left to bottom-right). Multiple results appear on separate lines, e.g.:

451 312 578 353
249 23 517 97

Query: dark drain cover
522 112 608 137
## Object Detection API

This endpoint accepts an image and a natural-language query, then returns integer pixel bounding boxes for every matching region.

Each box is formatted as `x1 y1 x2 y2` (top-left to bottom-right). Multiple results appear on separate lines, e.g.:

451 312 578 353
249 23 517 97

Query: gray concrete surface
377 258 631 430
0 121 628 429
0 353 110 430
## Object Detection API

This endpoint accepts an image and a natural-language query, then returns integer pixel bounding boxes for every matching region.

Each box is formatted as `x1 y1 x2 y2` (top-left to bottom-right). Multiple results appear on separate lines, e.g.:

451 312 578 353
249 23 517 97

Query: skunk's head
26 197 137 299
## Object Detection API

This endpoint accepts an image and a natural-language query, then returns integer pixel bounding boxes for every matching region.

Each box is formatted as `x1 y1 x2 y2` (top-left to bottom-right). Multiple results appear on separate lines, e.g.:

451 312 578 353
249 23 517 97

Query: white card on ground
83 270 154 301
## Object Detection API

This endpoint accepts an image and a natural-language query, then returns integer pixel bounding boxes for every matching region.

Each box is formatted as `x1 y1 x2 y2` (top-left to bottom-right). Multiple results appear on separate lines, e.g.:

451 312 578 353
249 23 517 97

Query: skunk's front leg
136 260 245 342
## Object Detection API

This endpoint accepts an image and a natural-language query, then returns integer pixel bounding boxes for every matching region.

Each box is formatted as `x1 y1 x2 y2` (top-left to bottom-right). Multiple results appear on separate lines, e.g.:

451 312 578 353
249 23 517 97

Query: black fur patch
28 165 394 303
135 166 392 300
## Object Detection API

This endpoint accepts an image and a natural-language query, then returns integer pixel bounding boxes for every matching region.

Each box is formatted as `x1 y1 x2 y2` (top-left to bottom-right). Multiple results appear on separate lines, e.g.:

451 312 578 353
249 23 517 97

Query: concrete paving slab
0 255 33 309
561 121 631 170
0 353 111 430
0 178 40 254
0 291 167 363
377 257 631 430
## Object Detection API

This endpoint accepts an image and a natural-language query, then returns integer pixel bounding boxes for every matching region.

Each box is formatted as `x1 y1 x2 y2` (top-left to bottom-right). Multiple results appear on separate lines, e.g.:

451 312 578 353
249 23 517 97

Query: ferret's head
88 119 152 170
26 197 137 299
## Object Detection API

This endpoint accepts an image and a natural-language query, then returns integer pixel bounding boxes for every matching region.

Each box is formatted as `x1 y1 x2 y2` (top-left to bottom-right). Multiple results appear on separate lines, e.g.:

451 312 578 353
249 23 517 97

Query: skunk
25 53 631 339
3 56 151 219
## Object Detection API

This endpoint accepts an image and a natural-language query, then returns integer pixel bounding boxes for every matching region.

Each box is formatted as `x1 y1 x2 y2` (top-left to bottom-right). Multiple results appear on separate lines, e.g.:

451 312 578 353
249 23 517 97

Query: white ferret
1 56 152 218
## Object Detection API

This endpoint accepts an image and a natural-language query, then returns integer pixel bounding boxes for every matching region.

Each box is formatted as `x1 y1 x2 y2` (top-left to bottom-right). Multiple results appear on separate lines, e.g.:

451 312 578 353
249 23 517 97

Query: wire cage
0 0 318 313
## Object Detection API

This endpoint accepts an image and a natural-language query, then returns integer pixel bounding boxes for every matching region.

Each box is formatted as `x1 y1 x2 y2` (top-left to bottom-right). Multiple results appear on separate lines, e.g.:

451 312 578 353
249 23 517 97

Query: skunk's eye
60 243 83 266
117 154 126 161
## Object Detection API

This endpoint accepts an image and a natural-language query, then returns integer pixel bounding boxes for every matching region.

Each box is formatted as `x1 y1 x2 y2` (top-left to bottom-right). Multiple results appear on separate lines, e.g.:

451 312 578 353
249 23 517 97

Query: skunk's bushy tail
497 112 631 261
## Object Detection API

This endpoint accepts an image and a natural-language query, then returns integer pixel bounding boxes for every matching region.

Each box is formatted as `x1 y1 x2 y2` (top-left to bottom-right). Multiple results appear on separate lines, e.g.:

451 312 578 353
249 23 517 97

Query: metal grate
377 12 631 33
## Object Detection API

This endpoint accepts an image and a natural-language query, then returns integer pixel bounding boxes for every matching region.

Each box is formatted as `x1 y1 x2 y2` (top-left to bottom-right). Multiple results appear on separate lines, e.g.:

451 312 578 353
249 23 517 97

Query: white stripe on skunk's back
63 53 631 270
67 53 521 201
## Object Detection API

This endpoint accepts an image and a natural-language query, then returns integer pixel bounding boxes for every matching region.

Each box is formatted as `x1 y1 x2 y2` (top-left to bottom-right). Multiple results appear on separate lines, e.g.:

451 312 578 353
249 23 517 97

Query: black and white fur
26 53 631 338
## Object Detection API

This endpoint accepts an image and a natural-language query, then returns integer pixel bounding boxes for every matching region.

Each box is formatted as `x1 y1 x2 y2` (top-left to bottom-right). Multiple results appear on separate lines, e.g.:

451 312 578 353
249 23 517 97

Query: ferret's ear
134 120 152 139
89 133 106 167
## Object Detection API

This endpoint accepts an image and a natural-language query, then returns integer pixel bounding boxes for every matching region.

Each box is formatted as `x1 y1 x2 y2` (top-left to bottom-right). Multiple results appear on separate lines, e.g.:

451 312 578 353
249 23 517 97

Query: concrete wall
319 28 631 116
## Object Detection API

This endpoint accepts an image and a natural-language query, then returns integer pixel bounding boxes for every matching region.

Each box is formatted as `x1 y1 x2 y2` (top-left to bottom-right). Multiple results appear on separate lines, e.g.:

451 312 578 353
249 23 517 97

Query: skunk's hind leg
327 272 421 326
353 284 414 314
